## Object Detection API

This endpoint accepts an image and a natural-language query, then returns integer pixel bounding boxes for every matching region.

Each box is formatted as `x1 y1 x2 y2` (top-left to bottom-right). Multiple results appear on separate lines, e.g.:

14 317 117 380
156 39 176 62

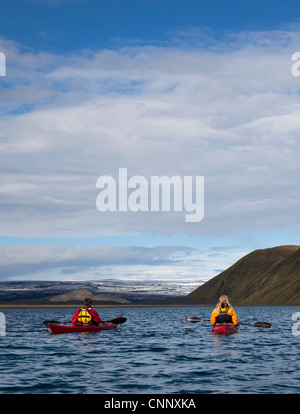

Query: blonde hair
216 295 232 309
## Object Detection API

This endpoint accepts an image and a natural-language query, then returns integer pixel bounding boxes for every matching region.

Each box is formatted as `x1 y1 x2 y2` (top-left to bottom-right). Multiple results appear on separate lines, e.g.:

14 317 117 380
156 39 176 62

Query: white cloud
0 243 247 282
0 244 193 278
1 29 300 241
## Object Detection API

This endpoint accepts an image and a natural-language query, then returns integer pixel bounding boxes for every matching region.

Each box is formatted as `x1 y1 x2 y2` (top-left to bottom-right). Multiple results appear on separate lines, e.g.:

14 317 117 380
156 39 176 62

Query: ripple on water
1 306 300 394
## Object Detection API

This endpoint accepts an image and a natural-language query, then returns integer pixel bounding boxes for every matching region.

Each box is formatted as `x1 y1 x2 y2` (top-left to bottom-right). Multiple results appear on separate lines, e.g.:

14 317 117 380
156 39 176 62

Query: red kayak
49 321 117 334
212 323 237 335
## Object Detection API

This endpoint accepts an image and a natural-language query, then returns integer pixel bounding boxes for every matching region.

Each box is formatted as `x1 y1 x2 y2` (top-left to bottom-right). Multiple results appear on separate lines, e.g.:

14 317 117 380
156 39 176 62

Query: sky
1 0 300 283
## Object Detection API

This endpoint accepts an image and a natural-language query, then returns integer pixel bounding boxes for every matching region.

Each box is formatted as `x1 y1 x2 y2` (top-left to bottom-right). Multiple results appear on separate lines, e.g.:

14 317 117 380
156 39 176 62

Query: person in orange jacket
210 295 241 326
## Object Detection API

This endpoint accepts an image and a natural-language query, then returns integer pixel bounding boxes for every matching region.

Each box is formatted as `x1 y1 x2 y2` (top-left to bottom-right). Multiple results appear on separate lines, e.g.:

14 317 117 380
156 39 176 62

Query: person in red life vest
72 297 101 325
210 295 241 326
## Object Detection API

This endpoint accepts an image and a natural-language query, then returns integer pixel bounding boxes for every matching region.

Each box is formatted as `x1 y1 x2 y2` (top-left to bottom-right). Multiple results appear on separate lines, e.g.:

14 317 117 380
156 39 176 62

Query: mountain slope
187 245 300 305
242 247 300 305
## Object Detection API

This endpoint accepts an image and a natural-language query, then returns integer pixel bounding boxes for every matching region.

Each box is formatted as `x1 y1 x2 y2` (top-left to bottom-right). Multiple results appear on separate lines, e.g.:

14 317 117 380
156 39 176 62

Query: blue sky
2 0 300 52
1 0 300 283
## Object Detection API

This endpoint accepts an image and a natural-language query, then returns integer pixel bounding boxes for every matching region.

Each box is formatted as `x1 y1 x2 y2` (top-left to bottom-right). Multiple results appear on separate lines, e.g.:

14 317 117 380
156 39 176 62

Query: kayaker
210 295 241 326
72 297 101 325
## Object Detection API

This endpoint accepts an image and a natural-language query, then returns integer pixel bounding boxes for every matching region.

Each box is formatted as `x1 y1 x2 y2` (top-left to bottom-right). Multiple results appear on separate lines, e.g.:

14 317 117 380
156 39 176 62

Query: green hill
186 245 300 305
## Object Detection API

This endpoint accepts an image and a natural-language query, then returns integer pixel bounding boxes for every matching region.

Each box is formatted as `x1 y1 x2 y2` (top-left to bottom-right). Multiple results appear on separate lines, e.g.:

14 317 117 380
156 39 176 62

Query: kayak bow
212 323 237 335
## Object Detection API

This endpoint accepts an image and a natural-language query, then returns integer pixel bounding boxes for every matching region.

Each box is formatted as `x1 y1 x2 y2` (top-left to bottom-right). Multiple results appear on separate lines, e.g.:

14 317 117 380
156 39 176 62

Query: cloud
0 243 247 282
1 29 300 242
0 244 194 279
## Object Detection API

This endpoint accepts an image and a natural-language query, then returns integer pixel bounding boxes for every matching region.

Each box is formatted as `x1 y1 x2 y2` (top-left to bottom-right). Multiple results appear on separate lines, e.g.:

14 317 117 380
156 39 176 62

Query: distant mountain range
0 245 299 306
0 279 200 306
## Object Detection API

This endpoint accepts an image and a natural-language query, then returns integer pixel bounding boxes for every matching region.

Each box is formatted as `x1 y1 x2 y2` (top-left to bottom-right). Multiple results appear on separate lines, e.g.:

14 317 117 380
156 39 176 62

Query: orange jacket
211 307 241 326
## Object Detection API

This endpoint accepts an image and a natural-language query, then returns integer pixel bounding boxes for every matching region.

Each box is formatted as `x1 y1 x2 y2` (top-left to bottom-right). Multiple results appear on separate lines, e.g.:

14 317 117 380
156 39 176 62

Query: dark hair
84 297 92 307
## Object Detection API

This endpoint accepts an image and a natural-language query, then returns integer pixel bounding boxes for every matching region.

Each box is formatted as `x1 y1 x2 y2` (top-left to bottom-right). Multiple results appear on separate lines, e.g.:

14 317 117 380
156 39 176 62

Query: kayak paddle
42 317 127 326
185 316 271 328
185 316 210 323
240 321 271 328
104 317 127 325
43 320 62 325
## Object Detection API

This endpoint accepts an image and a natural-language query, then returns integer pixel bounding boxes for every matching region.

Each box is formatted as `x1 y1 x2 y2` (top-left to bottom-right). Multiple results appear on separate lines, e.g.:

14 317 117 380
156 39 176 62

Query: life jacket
215 306 233 324
77 307 93 324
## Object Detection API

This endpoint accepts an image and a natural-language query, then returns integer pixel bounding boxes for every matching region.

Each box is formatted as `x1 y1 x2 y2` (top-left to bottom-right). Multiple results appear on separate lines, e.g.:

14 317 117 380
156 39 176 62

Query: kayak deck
212 323 237 335
49 322 117 334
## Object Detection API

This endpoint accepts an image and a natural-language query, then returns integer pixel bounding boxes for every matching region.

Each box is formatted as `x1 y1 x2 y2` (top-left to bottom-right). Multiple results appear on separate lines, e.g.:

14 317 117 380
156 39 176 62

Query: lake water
0 306 300 395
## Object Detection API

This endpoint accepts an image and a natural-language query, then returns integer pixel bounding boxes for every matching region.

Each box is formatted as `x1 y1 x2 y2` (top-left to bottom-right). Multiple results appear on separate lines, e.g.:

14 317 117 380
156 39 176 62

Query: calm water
0 306 299 394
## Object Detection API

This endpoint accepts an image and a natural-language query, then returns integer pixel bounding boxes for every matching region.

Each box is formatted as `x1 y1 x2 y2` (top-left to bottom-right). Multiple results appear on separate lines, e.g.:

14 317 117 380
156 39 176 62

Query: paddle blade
254 321 272 328
185 316 204 323
109 317 127 325
42 320 62 326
